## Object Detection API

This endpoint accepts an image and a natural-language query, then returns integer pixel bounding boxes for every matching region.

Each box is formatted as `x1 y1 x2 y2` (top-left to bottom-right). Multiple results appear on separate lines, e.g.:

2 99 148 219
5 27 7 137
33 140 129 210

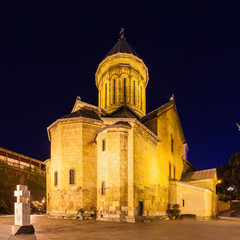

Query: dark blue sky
1 1 240 170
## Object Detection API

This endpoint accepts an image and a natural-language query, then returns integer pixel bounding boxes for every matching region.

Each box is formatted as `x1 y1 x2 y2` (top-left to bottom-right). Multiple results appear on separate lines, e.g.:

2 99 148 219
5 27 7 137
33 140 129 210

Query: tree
217 152 240 200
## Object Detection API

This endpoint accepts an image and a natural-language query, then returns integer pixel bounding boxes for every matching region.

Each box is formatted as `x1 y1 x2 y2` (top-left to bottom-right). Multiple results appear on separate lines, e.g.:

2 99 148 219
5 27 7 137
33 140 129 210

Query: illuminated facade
46 33 218 222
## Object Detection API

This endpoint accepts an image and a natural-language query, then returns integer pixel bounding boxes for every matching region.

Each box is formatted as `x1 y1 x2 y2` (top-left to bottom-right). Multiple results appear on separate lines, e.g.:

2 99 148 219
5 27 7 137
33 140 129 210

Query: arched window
54 171 58 186
113 79 116 104
123 78 126 103
140 86 142 110
109 80 111 105
169 163 172 179
69 169 75 185
171 136 174 153
102 139 106 151
138 81 140 106
118 79 121 103
129 78 131 103
101 181 106 195
133 81 136 105
105 83 107 108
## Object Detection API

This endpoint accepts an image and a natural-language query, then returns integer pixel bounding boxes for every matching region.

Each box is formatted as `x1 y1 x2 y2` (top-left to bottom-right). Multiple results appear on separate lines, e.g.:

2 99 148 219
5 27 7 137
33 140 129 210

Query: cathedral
45 31 218 222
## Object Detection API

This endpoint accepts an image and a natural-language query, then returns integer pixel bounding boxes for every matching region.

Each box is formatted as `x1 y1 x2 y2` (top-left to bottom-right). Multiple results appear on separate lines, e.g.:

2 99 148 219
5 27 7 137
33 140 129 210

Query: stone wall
218 201 230 212
0 163 45 214
143 104 185 183
47 118 101 216
169 180 213 218
133 123 168 218
186 177 218 217
96 125 130 221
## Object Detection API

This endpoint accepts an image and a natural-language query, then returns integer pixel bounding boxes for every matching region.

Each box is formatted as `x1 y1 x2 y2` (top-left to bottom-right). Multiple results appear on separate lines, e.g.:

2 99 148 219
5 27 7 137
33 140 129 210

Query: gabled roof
181 168 217 182
104 38 140 59
93 120 132 142
182 159 197 173
140 100 186 143
60 107 102 121
140 101 173 122
71 97 108 116
108 105 141 119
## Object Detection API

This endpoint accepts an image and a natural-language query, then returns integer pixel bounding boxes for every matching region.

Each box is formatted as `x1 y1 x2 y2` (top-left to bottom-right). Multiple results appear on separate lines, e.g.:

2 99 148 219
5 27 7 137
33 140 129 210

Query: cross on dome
119 28 125 39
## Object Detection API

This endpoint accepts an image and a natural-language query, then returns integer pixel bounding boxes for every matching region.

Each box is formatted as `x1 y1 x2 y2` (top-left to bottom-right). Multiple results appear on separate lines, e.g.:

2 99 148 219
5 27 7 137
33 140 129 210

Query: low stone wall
218 201 230 212
0 162 46 214
169 180 213 218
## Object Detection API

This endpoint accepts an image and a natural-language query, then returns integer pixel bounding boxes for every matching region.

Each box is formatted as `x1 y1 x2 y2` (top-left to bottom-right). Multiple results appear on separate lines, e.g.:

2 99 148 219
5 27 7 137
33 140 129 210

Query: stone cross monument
12 185 34 235
14 185 30 226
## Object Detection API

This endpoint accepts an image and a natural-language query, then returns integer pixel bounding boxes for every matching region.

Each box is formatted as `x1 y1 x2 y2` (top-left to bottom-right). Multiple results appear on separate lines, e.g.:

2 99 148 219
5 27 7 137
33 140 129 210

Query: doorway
139 200 144 216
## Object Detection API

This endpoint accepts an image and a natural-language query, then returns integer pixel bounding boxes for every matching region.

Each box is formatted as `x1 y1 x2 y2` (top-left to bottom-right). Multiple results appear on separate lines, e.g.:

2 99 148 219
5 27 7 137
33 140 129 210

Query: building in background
45 32 218 222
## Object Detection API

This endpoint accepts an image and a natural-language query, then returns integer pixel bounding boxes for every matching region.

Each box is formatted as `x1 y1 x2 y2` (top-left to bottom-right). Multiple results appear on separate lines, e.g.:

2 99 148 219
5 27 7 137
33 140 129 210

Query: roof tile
181 169 217 181
105 38 140 59
60 108 102 121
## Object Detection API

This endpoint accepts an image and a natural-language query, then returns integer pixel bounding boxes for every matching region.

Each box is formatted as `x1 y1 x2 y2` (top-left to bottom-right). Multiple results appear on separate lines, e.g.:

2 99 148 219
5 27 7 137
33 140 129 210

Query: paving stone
1 215 240 240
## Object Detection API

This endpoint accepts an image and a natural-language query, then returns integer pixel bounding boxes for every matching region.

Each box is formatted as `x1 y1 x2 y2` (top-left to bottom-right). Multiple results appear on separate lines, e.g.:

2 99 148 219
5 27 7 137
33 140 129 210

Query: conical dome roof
104 38 140 59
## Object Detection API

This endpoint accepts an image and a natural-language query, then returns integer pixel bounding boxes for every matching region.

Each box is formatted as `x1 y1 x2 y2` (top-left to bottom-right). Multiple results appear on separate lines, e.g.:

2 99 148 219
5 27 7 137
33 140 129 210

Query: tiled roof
181 169 217 181
60 108 102 121
105 38 140 59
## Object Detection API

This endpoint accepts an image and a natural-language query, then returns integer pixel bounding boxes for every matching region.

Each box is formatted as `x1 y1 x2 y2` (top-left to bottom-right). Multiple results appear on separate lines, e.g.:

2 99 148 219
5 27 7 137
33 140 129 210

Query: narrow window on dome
113 79 116 104
105 83 107 108
118 79 121 103
171 136 174 153
133 81 136 105
173 165 176 179
129 78 131 103
69 169 75 185
138 81 140 106
124 78 126 104
140 86 142 110
99 90 101 108
109 80 111 105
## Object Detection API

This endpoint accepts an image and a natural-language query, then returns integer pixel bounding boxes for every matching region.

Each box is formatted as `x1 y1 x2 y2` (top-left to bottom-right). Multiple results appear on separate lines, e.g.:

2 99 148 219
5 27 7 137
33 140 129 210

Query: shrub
167 204 180 219
0 199 9 214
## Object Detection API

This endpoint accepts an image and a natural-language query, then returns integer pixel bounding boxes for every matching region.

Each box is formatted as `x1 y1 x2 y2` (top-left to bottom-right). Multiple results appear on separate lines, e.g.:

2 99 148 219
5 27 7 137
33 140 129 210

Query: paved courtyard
0 215 240 240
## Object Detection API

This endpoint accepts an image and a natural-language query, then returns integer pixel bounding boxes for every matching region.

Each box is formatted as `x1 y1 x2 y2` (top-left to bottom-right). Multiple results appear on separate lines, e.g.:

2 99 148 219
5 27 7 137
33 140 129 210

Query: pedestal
14 202 30 226
12 225 35 235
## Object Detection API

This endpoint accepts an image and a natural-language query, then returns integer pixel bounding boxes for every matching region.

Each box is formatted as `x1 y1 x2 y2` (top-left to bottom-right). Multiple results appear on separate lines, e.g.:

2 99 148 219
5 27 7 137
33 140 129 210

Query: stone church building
45 33 218 222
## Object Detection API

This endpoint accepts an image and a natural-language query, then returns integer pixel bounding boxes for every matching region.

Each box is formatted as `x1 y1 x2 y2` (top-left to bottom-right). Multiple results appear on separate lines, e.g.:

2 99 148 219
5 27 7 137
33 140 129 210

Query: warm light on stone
46 34 218 222
95 53 149 118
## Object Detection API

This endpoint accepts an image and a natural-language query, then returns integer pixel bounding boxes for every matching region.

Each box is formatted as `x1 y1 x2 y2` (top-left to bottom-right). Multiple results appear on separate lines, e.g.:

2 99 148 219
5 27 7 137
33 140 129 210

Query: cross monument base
12 224 35 235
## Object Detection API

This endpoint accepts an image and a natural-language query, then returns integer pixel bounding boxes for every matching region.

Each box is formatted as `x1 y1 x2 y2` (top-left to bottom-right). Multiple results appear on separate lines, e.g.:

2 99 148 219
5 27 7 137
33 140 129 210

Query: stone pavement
219 216 240 221
1 215 240 240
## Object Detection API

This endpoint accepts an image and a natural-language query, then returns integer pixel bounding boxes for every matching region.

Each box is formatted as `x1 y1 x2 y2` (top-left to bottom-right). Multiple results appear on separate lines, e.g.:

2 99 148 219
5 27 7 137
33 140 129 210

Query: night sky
1 1 240 170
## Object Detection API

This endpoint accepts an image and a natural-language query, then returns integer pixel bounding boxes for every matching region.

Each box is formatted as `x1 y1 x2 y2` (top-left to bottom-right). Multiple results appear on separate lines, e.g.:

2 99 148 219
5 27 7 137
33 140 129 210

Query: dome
104 38 140 59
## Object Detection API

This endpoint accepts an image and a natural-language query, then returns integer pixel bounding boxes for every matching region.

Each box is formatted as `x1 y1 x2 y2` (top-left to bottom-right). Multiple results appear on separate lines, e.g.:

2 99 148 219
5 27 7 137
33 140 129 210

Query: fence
0 147 45 174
